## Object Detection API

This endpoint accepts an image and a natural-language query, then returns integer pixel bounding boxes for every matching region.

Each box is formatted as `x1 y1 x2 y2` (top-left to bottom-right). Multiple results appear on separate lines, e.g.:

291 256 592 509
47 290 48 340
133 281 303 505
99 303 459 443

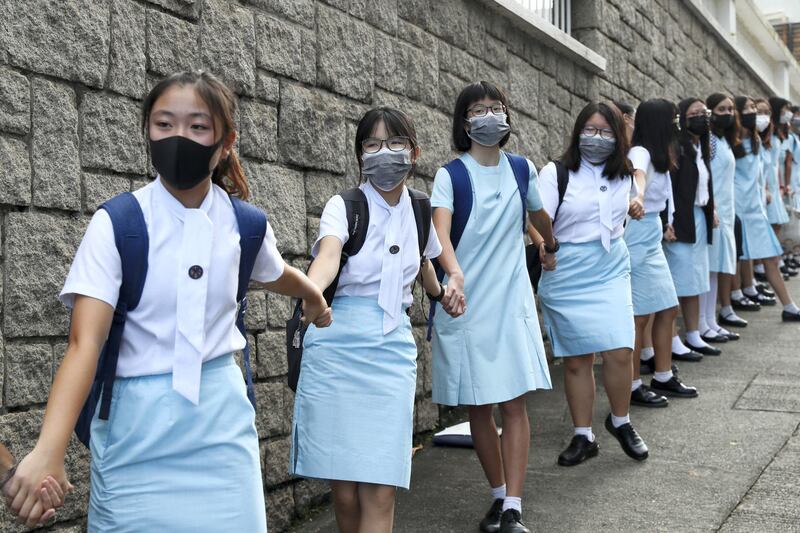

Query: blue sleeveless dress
736 139 783 259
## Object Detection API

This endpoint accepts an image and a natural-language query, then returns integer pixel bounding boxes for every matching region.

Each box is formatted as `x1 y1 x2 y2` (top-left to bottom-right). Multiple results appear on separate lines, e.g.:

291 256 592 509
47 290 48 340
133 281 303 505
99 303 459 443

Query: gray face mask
579 134 617 164
361 148 412 192
467 113 511 146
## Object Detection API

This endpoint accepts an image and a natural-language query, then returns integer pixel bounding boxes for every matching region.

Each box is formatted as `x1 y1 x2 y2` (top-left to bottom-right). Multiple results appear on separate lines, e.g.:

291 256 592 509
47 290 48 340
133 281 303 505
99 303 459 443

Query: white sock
574 426 594 442
715 325 732 336
779 259 785 267
611 413 630 428
704 275 720 331
686 330 709 348
743 285 758 297
502 496 522 514
731 289 744 300
491 484 506 501
720 305 735 318
631 378 643 391
755 263 765 274
672 335 690 355
785 302 800 314
654 370 673 383
640 346 655 360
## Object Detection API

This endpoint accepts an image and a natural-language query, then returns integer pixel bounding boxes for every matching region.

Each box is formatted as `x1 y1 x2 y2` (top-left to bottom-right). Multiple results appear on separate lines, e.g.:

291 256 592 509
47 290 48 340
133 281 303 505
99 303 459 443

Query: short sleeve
525 158 543 211
311 195 349 257
430 167 454 212
538 162 559 218
251 222 285 283
59 209 122 309
423 219 443 260
628 146 651 173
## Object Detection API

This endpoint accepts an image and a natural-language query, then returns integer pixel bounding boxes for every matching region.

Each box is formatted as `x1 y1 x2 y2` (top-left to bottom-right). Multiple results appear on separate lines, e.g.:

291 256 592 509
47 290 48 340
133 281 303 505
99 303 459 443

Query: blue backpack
74 192 267 448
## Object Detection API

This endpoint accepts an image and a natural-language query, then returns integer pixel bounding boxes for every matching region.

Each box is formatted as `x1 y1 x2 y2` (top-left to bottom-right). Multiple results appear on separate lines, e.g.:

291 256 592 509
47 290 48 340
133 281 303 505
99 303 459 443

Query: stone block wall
0 0 772 531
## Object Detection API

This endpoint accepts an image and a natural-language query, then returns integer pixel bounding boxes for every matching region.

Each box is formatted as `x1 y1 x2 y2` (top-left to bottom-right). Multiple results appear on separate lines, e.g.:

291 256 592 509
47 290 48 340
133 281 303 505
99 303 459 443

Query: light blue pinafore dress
765 135 790 225
709 136 737 274
736 139 783 260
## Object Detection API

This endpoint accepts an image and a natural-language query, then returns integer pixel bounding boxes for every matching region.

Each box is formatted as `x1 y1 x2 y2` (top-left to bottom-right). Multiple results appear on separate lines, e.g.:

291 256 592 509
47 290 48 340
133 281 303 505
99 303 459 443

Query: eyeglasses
686 109 711 119
467 103 507 117
361 136 412 154
581 126 616 140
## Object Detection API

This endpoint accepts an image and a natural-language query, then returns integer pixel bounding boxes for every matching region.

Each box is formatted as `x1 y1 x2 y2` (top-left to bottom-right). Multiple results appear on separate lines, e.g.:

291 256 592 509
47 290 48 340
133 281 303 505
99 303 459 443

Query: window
511 0 572 34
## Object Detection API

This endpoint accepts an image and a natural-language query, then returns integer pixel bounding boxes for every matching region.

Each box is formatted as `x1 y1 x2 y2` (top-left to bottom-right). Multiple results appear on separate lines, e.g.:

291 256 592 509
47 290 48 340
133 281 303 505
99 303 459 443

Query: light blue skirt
740 211 783 260
766 191 790 225
290 296 417 489
538 238 635 357
89 354 266 533
624 213 679 316
709 222 737 274
663 206 710 297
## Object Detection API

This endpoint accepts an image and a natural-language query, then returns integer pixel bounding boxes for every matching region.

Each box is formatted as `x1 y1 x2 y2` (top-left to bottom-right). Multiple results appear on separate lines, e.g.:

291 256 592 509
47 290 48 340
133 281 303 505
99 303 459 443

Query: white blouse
539 159 633 251
694 144 710 207
313 181 442 334
60 178 285 404
628 146 674 223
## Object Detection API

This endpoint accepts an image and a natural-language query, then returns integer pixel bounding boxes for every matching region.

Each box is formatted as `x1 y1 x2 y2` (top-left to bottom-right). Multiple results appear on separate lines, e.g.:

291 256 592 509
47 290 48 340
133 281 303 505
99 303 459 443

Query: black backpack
286 187 432 391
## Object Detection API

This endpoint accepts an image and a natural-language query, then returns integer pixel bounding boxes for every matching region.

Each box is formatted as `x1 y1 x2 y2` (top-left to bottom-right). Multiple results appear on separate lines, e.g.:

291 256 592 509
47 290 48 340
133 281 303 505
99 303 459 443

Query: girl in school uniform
3 71 330 531
766 98 792 232
290 107 452 533
698 93 742 343
625 99 697 408
430 81 556 533
732 96 800 322
788 107 800 215
538 102 649 466
662 98 720 357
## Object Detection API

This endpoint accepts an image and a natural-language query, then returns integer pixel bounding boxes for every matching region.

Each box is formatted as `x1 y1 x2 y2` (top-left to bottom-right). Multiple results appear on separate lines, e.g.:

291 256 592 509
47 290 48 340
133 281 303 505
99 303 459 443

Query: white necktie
173 209 214 404
377 205 404 334
596 170 614 251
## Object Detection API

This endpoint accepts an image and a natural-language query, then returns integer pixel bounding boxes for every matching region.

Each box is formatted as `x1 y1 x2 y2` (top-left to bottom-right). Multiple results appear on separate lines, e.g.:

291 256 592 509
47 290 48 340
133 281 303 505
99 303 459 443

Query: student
662 98 720 356
290 107 452 533
733 96 800 322
788 106 800 215
699 93 741 342
2 71 330 531
625 99 697 407
538 101 649 466
766 98 792 234
430 81 556 533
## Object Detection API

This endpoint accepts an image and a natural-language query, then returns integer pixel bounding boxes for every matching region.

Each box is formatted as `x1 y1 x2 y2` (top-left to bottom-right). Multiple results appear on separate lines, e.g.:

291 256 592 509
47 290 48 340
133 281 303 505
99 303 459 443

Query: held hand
441 285 466 318
663 224 677 242
312 307 333 328
628 196 645 220
713 210 720 228
538 242 557 271
441 271 465 316
301 290 329 328
4 448 73 527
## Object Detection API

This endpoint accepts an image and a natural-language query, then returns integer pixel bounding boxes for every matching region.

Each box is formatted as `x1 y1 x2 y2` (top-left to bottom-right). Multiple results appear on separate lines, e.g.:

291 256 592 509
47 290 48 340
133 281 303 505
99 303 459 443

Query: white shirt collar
154 176 215 221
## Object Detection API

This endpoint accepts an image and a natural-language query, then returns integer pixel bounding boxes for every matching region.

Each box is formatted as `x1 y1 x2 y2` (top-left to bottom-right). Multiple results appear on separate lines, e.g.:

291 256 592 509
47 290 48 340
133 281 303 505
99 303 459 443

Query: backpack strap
322 187 370 305
98 193 149 420
442 158 473 261
553 160 570 223
408 187 432 260
230 196 268 410
504 152 530 233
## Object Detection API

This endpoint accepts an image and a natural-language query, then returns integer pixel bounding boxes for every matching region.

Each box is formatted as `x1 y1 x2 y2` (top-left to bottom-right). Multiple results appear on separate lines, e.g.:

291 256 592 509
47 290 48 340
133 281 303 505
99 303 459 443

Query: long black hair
769 96 790 141
631 98 678 173
707 92 741 152
734 95 759 158
755 97 773 149
451 81 511 152
561 102 632 179
678 97 710 167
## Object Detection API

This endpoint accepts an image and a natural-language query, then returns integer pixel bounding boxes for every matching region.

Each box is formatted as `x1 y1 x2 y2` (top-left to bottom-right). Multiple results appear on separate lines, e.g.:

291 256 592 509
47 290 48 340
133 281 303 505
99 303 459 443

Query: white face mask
781 110 794 125
756 114 771 133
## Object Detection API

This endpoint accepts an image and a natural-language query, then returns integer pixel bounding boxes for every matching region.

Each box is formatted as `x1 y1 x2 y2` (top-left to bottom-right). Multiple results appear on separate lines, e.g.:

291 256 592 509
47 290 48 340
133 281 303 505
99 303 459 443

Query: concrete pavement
292 281 800 533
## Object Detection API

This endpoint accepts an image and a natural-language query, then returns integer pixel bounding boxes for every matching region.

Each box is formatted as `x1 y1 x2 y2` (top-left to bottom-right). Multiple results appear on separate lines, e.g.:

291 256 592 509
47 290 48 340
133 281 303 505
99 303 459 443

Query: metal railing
510 0 572 34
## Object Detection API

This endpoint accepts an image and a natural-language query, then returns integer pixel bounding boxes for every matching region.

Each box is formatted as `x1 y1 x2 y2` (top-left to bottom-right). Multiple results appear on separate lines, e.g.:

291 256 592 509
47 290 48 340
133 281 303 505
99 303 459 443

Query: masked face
150 135 223 190
361 148 413 192
781 109 793 125
712 113 734 131
687 115 710 136
579 134 617 164
466 112 511 146
756 114 771 133
740 112 756 131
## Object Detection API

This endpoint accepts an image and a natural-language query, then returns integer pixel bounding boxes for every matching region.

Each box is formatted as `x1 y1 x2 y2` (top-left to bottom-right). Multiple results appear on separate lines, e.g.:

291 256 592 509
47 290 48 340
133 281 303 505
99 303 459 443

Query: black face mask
150 135 223 190
712 113 734 130
687 116 709 136
740 112 757 131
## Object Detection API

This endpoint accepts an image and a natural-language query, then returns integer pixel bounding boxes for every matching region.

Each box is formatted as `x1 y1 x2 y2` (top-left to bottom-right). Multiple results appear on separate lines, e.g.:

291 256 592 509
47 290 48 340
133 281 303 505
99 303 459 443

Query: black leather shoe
783 309 800 322
684 340 721 356
604 414 648 461
732 295 760 311
754 270 768 282
499 509 530 533
479 499 504 533
719 313 748 328
640 358 679 375
746 292 777 306
650 376 698 398
756 282 775 297
721 330 740 341
700 330 729 343
557 435 599 466
631 384 669 407
781 265 798 277
672 350 704 362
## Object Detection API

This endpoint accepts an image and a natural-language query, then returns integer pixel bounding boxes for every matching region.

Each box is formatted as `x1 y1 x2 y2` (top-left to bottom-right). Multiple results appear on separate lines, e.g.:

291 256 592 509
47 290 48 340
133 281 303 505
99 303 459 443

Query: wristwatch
544 238 560 254
427 283 445 303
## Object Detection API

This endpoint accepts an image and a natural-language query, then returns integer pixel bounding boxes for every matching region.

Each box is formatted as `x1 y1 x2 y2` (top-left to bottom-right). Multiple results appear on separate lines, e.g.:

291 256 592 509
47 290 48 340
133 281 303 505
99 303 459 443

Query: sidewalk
293 282 800 533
